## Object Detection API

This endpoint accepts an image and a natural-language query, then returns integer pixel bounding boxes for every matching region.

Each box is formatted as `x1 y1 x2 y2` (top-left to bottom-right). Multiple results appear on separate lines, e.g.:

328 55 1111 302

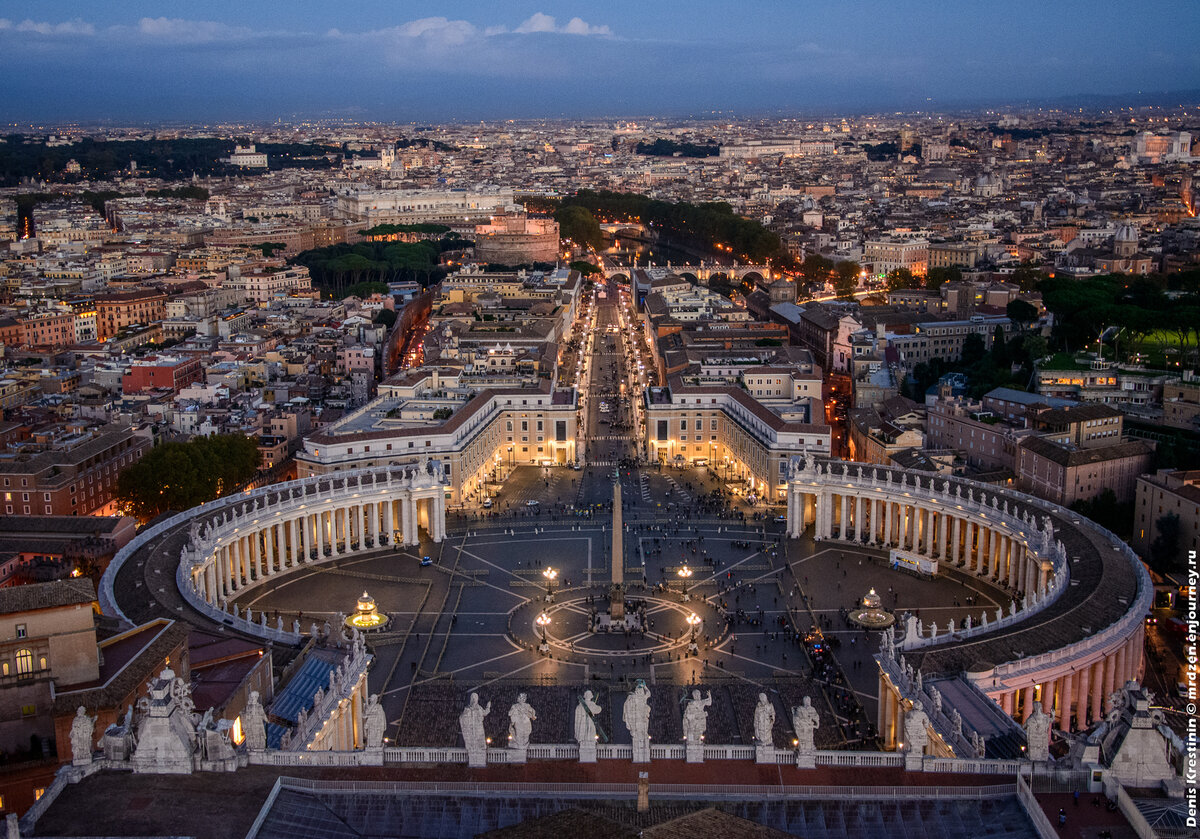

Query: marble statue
1024 701 1052 762
575 690 602 760
682 689 712 749
507 693 536 752
623 681 651 763
904 700 930 757
459 692 490 766
70 706 95 766
792 696 820 753
363 694 387 749
753 693 775 747
241 691 267 751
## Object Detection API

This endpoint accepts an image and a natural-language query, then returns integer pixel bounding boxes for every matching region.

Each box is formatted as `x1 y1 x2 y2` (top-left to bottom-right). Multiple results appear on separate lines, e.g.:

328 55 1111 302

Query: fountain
345 591 389 632
848 587 895 629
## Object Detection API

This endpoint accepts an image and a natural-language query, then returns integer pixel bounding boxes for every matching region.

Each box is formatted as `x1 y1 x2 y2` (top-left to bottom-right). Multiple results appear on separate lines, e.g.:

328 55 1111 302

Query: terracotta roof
0 577 95 615
1019 436 1152 468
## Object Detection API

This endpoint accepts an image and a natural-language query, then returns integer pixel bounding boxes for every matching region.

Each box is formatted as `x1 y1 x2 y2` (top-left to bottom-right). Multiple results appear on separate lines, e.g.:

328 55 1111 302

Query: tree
1150 513 1181 573
885 268 921 291
374 308 398 329
116 434 261 521
926 265 961 291
961 333 987 367
1010 263 1045 292
554 205 603 250
1006 299 1039 329
832 261 860 300
569 260 601 276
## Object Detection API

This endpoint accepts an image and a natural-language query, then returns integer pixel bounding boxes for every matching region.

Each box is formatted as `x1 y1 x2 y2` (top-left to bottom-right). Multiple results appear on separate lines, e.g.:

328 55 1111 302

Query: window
15 624 26 638
14 649 33 675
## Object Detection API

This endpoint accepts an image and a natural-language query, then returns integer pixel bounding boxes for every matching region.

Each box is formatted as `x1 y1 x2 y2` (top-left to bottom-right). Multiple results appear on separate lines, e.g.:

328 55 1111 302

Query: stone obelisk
610 480 625 621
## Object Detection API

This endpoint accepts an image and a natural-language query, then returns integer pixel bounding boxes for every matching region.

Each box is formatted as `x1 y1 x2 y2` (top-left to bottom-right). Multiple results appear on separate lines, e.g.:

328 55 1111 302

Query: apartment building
94 289 167 341
0 428 150 516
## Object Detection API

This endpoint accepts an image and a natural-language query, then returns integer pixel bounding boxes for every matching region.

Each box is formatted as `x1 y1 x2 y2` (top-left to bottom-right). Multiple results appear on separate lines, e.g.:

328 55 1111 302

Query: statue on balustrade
459 692 491 758
507 693 536 751
682 689 712 744
623 681 651 762
1024 700 1051 762
791 696 820 754
904 700 930 756
241 691 267 751
70 706 96 767
753 693 775 747
363 694 387 750
575 690 602 747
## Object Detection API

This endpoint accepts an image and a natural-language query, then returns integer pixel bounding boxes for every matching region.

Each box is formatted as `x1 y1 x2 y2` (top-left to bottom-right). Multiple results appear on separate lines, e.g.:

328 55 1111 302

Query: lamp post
686 612 701 656
536 611 551 654
543 566 558 602
677 564 693 602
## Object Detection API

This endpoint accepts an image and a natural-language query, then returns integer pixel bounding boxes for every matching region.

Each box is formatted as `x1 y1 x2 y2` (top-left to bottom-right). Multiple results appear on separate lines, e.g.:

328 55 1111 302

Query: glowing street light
686 612 701 656
543 566 558 602
536 611 551 653
677 564 694 601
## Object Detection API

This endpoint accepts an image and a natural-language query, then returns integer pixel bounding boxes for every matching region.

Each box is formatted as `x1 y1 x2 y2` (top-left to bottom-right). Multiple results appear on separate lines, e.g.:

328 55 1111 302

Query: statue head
692 689 701 701
583 690 594 701
469 692 480 706
802 696 812 708
517 692 527 703
758 692 768 704
1031 700 1043 716
912 699 923 713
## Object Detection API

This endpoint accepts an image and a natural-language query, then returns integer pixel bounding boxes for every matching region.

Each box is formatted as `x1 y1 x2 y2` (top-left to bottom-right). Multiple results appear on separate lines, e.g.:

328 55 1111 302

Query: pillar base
795 749 816 769
685 744 703 764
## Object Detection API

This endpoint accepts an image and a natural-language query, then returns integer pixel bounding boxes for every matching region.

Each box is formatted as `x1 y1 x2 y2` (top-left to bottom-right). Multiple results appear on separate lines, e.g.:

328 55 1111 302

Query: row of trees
290 238 464 295
116 435 260 521
559 190 787 264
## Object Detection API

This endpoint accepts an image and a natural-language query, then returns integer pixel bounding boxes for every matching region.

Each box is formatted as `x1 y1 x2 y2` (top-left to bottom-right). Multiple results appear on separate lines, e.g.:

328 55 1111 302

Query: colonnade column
1076 662 1092 727
1058 672 1074 731
840 494 849 539
884 501 893 546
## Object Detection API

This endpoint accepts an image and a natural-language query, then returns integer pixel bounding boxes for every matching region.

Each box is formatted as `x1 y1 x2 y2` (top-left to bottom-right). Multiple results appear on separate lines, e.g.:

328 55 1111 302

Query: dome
1114 223 1138 243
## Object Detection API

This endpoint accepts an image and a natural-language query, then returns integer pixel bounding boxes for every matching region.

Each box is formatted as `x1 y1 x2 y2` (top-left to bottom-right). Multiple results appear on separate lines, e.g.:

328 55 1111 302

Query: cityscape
0 3 1197 839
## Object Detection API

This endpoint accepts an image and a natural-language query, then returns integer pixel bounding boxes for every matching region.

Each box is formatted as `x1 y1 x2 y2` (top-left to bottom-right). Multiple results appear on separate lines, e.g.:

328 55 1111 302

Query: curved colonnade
785 456 1152 737
101 464 449 643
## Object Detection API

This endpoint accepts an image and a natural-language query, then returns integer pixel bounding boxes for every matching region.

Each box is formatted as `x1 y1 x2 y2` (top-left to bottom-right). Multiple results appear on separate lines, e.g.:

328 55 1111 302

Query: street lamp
543 566 558 602
686 612 701 656
677 564 693 601
536 611 551 653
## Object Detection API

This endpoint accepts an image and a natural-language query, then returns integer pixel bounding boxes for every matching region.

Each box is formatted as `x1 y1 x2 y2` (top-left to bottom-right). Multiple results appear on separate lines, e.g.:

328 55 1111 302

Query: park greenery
633 138 720 158
290 237 464 295
559 189 788 265
554 205 604 250
0 136 337 185
1038 270 1200 361
116 434 260 520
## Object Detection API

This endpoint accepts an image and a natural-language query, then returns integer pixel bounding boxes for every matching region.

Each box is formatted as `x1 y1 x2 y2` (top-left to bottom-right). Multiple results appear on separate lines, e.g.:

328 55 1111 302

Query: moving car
482 498 493 509
526 499 540 507
420 555 433 566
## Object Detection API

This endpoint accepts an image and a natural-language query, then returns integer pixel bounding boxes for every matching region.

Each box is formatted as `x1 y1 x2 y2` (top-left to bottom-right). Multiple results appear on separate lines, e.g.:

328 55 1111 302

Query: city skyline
2 1 1199 122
